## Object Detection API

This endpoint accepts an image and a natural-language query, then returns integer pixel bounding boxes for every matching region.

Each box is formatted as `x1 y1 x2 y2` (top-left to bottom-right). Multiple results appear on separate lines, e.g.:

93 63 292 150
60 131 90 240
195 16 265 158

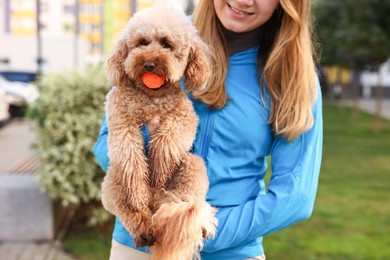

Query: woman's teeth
229 4 252 15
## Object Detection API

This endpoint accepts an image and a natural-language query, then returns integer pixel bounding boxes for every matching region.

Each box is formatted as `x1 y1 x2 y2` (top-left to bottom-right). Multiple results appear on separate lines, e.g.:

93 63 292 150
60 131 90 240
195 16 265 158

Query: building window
63 4 74 14
63 23 75 32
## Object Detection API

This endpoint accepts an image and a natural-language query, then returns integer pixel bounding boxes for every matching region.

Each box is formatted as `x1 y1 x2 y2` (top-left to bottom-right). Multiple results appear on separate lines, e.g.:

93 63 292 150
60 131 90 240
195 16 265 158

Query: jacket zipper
200 110 215 159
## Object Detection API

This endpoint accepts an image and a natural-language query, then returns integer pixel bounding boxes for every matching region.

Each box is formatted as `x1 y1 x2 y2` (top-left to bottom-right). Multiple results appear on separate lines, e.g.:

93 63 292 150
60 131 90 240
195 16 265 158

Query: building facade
0 0 188 73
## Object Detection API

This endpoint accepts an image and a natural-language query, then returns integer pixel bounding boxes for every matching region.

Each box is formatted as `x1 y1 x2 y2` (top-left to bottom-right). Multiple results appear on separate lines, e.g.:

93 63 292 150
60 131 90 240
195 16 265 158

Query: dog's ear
107 38 128 87
184 37 211 91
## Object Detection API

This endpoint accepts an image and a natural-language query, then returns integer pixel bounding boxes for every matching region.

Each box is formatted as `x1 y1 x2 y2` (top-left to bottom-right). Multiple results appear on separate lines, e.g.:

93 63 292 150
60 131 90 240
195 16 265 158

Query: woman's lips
227 3 255 17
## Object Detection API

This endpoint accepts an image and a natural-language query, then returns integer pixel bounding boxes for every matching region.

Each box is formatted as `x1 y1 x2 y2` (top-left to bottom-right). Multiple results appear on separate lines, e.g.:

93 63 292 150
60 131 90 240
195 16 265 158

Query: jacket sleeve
93 114 151 173
94 114 110 172
203 87 323 252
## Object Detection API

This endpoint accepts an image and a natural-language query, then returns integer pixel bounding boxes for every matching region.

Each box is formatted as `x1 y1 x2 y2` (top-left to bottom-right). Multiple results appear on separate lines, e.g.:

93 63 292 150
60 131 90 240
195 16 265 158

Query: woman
94 0 323 259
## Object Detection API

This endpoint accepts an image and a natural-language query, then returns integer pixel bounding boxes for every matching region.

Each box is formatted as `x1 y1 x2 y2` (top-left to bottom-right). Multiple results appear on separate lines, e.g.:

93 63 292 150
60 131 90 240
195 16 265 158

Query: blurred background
0 0 193 76
0 0 389 259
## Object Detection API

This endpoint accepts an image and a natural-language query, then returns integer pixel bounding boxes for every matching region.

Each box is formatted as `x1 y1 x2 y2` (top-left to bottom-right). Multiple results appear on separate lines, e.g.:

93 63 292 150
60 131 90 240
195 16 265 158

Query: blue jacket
94 47 323 259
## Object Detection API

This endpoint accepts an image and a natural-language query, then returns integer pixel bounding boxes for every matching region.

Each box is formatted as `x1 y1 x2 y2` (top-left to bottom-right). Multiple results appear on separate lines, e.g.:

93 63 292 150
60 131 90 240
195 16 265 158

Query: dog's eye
161 40 172 49
138 39 149 46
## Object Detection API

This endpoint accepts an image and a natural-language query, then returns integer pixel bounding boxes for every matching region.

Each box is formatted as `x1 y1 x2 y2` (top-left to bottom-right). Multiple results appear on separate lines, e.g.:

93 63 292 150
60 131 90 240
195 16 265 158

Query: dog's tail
150 197 217 260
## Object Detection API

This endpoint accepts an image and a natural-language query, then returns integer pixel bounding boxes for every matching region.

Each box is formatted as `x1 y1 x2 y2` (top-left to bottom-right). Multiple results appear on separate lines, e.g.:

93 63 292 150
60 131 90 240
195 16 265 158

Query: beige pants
109 239 266 260
246 254 266 260
109 239 150 260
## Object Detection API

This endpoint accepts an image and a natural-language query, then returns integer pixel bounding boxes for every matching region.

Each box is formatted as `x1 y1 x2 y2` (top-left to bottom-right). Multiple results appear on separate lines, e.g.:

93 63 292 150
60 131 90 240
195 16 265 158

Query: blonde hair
193 0 317 140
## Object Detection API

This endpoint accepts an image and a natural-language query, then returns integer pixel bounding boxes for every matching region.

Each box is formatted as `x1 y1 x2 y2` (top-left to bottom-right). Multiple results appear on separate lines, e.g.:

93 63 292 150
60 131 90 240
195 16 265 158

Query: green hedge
29 65 110 223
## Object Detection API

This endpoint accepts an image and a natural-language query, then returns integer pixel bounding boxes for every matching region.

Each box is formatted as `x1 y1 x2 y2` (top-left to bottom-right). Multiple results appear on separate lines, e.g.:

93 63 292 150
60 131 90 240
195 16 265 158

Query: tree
314 0 390 128
315 0 390 69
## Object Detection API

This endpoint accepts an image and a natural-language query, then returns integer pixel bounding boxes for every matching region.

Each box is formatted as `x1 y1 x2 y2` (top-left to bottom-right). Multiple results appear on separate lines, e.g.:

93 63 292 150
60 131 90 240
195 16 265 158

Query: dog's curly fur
101 6 217 260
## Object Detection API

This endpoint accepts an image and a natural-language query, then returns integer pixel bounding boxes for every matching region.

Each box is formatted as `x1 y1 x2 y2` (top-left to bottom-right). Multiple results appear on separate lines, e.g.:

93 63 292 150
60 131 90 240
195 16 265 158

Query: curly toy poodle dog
100 5 217 260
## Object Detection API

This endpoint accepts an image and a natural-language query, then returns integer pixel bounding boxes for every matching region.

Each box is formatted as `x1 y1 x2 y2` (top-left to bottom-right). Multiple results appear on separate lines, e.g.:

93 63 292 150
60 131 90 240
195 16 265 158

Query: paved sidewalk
0 241 75 260
0 119 35 173
0 119 75 260
355 98 390 119
342 98 390 120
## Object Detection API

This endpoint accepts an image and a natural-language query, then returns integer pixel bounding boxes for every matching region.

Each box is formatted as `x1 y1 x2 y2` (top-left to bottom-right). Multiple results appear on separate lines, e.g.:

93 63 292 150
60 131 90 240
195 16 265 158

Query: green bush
29 65 110 222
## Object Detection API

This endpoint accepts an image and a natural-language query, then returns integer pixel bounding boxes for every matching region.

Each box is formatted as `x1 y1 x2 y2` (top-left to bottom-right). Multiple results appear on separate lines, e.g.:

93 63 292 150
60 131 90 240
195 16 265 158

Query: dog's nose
144 61 155 72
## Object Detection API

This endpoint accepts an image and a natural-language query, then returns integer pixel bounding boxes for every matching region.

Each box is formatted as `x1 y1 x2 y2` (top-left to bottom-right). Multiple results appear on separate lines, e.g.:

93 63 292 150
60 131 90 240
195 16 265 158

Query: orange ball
142 73 165 89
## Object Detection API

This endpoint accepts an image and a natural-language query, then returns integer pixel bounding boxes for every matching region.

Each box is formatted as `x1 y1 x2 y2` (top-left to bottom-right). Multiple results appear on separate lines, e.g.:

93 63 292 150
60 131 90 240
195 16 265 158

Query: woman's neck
223 27 262 56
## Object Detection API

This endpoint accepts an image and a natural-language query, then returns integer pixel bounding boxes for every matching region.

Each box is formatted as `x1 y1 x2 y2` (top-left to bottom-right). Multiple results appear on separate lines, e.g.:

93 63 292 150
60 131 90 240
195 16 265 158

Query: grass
264 105 390 260
63 105 390 259
63 230 111 260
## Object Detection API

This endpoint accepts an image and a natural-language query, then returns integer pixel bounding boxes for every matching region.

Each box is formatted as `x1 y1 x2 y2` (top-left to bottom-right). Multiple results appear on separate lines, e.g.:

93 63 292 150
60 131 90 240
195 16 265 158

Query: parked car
0 75 39 105
0 88 10 124
0 71 38 83
0 75 39 117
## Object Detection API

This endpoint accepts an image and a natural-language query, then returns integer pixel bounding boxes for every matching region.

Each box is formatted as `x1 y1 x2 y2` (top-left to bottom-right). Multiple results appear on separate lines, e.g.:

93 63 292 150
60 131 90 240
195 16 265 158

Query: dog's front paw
134 233 156 248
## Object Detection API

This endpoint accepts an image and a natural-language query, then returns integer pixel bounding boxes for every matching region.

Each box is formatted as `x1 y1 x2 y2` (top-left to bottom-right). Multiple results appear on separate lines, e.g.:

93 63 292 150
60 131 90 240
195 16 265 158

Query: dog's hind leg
151 153 217 260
